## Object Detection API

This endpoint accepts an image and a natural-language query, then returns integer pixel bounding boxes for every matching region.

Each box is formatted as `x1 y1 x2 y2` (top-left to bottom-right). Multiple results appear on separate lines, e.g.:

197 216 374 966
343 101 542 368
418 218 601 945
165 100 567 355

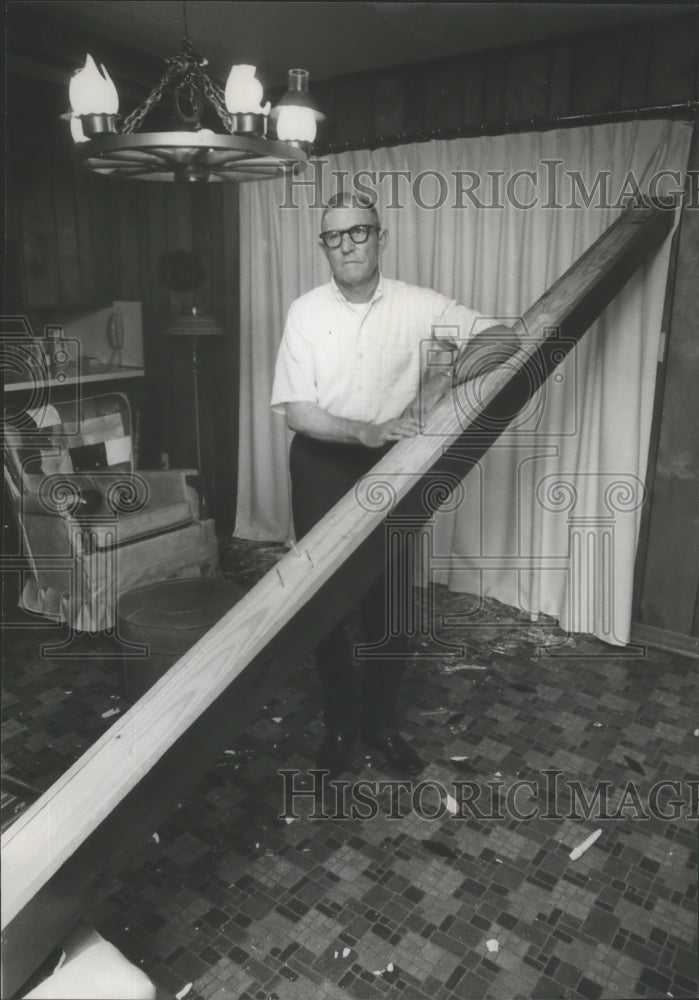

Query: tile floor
2 540 697 1000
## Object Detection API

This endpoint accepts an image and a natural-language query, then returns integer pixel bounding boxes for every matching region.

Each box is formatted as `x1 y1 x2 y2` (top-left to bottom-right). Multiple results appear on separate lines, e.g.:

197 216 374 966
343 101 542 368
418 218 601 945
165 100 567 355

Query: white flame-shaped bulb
69 54 119 115
224 64 271 115
69 115 88 143
276 106 316 143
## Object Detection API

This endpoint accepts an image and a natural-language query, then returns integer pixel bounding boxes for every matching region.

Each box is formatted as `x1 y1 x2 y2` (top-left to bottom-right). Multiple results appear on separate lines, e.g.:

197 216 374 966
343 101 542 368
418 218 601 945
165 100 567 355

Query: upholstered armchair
4 392 220 631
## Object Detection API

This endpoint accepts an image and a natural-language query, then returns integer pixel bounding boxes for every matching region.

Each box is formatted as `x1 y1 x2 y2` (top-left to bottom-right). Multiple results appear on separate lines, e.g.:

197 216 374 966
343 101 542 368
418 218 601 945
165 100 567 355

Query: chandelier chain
200 75 233 130
120 35 233 134
122 64 178 133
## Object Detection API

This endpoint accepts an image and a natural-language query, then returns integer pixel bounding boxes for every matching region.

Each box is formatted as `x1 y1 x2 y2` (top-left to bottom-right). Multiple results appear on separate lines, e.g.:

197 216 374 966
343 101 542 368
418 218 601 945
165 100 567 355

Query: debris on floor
2 542 697 1000
569 828 603 860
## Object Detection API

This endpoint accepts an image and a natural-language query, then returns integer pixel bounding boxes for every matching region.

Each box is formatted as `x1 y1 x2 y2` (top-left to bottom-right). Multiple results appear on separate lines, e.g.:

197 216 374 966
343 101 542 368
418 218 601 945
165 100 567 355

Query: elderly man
271 192 518 778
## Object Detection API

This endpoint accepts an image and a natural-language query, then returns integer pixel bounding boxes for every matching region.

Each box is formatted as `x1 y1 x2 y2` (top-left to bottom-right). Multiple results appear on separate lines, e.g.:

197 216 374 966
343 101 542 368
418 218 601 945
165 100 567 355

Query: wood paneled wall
6 75 240 528
309 12 699 153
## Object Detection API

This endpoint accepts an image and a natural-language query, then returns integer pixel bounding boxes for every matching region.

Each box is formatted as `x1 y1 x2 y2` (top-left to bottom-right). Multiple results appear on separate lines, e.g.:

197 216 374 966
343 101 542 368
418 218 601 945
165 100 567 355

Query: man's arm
402 322 522 420
286 401 420 448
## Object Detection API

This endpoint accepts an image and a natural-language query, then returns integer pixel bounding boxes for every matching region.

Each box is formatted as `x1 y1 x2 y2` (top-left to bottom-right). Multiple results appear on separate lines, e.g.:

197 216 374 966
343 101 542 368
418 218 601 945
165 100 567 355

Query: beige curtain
235 119 692 644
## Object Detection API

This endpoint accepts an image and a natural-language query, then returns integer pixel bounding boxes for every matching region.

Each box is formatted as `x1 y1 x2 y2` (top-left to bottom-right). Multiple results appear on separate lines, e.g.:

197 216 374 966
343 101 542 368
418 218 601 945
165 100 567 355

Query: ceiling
12 1 693 88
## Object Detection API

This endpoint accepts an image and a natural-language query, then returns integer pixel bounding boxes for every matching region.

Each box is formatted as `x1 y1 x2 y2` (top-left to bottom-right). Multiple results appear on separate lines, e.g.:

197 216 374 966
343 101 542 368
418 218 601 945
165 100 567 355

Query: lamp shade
271 69 325 121
166 308 224 337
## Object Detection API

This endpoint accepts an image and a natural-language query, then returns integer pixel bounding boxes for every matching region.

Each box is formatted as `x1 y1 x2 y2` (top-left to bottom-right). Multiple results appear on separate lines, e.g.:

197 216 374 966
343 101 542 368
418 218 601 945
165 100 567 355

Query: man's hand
285 401 420 448
402 323 523 423
360 417 421 448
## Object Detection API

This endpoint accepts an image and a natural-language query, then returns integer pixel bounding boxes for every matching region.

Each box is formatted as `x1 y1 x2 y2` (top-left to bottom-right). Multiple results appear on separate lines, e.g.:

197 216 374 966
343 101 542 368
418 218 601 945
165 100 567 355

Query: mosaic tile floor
2 540 697 1000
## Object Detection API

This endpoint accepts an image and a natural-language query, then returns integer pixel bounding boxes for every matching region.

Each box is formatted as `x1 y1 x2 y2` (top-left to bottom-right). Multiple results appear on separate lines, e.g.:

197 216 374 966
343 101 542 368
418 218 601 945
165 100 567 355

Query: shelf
4 367 145 393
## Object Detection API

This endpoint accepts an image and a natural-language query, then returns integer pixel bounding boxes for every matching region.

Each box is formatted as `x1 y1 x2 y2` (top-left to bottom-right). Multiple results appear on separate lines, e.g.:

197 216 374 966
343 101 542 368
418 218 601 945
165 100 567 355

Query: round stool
118 577 245 702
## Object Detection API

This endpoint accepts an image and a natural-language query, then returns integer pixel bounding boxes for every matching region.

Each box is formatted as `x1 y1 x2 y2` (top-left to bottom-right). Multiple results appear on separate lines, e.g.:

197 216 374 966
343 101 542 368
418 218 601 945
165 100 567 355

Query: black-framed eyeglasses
319 224 379 249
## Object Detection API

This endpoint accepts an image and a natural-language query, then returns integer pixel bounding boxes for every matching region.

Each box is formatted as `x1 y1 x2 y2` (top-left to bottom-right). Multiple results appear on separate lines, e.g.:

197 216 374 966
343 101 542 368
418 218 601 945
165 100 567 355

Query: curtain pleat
236 120 692 643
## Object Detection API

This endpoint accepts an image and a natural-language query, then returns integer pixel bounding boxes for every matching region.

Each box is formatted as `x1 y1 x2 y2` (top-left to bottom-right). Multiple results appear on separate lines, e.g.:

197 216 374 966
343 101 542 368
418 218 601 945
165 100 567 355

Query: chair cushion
85 501 194 549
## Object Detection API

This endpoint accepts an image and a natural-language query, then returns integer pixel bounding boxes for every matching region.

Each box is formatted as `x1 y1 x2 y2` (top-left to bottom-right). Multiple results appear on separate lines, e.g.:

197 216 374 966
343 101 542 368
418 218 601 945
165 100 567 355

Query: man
271 192 519 778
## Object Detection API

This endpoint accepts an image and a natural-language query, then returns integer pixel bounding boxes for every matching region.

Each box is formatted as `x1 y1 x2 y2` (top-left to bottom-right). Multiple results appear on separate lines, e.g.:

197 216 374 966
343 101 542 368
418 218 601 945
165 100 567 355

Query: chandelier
65 10 323 183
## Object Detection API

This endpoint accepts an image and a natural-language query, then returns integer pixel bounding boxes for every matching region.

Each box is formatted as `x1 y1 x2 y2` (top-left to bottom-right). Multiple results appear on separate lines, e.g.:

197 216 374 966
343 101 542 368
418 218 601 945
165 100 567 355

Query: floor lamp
166 307 224 476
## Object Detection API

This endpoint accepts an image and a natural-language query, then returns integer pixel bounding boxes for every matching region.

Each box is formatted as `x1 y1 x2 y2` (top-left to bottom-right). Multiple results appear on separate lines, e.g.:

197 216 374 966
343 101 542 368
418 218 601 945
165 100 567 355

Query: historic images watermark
281 159 696 213
279 769 699 823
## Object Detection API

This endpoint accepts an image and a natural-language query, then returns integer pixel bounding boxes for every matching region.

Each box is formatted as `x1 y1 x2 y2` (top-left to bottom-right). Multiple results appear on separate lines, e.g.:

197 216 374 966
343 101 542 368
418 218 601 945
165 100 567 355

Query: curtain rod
315 100 698 155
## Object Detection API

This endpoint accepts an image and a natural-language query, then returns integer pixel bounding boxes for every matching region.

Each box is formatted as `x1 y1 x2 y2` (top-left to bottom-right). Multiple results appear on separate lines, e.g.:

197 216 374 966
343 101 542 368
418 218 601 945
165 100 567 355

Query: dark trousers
289 433 410 738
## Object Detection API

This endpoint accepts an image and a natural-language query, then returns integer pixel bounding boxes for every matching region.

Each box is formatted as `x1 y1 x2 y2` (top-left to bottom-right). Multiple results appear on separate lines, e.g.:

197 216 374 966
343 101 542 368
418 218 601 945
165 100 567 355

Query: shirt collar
330 273 385 306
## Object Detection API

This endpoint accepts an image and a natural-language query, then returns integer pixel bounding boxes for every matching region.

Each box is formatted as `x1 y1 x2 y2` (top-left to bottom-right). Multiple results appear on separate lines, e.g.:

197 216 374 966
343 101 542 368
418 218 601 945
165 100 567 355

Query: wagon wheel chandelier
65 3 323 183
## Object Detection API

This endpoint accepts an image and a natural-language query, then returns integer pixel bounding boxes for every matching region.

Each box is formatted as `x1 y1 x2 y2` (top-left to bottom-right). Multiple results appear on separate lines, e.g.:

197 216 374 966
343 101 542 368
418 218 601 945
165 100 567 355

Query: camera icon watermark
417 316 579 441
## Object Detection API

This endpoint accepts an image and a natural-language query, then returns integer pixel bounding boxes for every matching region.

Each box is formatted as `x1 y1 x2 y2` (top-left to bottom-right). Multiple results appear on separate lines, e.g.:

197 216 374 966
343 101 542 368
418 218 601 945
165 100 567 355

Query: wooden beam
1 200 674 997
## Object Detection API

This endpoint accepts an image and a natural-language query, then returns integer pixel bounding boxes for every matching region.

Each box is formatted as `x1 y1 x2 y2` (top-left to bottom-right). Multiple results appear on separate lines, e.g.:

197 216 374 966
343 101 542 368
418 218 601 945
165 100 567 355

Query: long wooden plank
1 201 674 996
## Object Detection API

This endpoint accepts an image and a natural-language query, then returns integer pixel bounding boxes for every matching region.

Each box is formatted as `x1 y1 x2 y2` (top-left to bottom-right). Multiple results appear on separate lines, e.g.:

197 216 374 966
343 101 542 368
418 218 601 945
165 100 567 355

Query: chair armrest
138 469 203 518
17 470 206 521
18 474 106 517
22 473 151 519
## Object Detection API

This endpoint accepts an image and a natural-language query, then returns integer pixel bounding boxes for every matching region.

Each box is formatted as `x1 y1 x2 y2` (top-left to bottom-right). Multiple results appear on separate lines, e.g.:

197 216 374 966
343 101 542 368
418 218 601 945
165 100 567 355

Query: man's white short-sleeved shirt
271 276 483 423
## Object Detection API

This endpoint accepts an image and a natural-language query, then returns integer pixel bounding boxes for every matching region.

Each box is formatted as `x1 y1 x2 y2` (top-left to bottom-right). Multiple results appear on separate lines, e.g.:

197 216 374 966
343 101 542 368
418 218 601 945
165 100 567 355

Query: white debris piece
224 749 236 755
443 792 459 815
372 962 395 976
439 663 487 673
284 816 296 825
272 717 283 724
151 832 160 844
694 729 699 737
101 707 120 719
175 984 192 999
334 950 339 959
486 939 499 953
342 947 351 958
450 756 469 762
569 828 602 860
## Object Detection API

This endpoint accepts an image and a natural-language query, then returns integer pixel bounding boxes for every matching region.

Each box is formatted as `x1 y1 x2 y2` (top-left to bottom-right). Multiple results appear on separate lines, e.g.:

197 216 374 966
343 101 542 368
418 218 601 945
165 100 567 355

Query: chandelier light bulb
69 54 120 115
276 105 317 143
99 63 120 114
224 64 271 115
69 115 88 143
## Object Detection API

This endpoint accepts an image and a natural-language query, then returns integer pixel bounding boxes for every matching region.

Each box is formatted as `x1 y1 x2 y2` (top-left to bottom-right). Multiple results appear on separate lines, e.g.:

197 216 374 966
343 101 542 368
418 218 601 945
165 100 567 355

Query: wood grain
374 74 406 141
51 133 82 305
1 204 674 980
505 46 550 122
